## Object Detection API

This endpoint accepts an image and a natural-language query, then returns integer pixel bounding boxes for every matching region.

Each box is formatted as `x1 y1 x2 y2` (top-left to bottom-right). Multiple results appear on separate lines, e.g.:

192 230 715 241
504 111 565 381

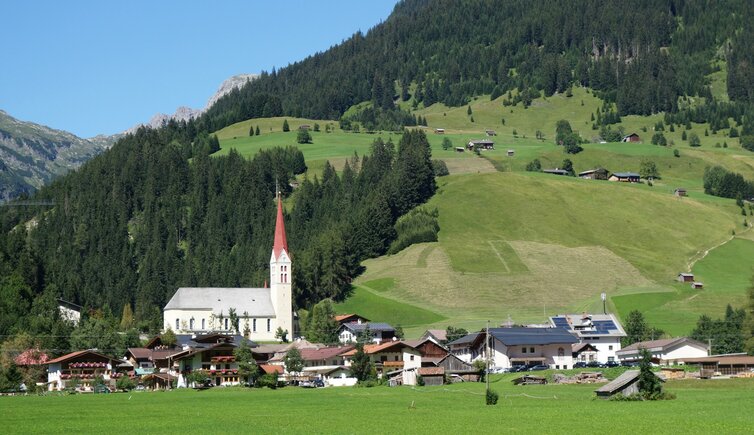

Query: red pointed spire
273 192 288 259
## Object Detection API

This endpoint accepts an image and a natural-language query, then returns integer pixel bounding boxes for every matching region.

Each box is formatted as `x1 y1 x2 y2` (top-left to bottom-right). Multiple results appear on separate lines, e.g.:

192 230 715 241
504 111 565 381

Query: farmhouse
621 133 641 143
447 332 481 363
338 322 396 344
471 327 579 370
608 172 640 182
550 313 626 363
595 369 663 398
616 337 709 364
677 273 694 282
300 346 353 368
404 337 448 361
543 168 570 176
163 194 293 341
173 338 261 387
340 341 422 385
46 350 126 392
578 168 609 180
467 139 495 150
419 329 448 344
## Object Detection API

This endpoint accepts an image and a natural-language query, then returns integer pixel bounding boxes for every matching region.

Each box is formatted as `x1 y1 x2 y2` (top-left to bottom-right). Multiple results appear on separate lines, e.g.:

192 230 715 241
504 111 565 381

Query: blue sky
0 1 397 138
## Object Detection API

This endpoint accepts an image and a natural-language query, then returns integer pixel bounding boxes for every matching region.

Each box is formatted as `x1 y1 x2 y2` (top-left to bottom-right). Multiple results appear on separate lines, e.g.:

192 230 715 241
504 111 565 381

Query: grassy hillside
215 87 754 338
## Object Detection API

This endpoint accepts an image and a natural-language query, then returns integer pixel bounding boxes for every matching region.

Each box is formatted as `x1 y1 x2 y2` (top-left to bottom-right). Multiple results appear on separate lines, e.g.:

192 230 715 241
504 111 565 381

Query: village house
338 322 396 344
616 337 709 365
578 168 609 180
300 346 353 368
621 133 641 143
173 341 246 388
340 341 422 385
419 329 448 345
571 343 599 363
608 172 640 182
46 350 127 392
472 327 579 370
446 332 480 363
467 139 495 150
550 313 626 363
163 194 293 341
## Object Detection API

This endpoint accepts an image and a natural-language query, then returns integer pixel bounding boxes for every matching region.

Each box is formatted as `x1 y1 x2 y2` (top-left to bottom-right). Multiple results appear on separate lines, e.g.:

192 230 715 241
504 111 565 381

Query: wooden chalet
298 124 311 130
578 168 609 180
417 367 445 386
485 129 497 136
434 128 445 134
572 343 599 363
334 314 370 326
677 273 694 283
621 133 641 143
467 139 495 150
674 188 687 197
608 172 640 183
46 350 126 392
682 354 754 376
691 282 704 289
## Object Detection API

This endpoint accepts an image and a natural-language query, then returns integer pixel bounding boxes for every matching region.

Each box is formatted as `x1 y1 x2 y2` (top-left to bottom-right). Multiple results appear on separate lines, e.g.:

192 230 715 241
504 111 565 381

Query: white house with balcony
340 341 422 385
550 313 626 363
472 327 579 370
46 349 125 391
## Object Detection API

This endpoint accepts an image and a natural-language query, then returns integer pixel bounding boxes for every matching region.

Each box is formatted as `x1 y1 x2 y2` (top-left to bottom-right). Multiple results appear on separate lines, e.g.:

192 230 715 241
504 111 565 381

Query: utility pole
485 320 490 397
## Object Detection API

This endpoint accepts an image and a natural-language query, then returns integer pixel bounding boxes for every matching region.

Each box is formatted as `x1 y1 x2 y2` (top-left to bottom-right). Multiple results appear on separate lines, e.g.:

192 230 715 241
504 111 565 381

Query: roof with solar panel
549 313 626 337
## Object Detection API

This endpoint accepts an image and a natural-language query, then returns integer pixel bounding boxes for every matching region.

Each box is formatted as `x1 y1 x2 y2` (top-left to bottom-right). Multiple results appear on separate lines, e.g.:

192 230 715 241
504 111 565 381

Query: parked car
312 379 325 388
510 365 528 373
621 361 640 367
573 362 587 369
528 364 550 371
135 384 146 391
603 360 620 368
299 381 314 388
586 361 601 368
93 384 111 394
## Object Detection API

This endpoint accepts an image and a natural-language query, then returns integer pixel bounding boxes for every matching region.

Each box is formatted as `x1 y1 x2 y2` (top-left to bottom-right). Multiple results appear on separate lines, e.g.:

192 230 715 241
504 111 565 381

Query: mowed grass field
2 378 753 434
213 86 754 337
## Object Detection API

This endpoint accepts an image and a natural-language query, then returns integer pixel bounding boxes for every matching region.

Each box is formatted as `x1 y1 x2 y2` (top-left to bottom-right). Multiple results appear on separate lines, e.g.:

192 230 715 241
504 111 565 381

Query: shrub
525 159 542 172
297 129 312 144
116 376 136 391
689 133 701 147
730 127 739 138
673 149 680 158
256 373 279 389
486 389 499 405
432 159 449 177
741 136 754 152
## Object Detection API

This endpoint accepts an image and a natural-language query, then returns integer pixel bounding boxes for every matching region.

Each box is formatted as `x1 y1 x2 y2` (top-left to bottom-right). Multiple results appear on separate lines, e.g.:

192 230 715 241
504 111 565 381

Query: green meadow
214 86 754 337
2 377 753 434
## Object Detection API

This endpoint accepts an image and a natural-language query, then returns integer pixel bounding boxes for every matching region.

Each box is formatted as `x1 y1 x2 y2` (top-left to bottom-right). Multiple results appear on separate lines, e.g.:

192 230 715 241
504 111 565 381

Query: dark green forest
3 0 754 358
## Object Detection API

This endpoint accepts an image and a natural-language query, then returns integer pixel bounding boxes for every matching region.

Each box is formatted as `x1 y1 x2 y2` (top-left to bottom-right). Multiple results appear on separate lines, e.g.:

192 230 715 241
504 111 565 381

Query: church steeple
272 192 288 259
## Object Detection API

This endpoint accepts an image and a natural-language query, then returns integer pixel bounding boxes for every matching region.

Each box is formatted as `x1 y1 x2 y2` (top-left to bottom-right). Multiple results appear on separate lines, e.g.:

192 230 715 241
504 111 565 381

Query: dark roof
469 139 494 145
594 370 639 394
341 322 395 333
487 327 578 346
578 168 608 176
543 169 569 175
618 337 706 353
447 333 480 346
46 350 118 365
612 172 640 178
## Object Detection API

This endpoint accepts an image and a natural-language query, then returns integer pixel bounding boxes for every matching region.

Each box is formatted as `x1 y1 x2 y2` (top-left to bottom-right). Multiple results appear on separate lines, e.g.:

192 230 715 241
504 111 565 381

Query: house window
522 347 527 353
267 319 271 332
608 345 613 351
224 318 229 330
190 318 195 330
175 319 179 330
558 347 564 357
410 355 414 361
380 356 387 362
394 356 399 361
201 319 206 330
555 365 560 369
529 347 534 353
253 319 257 332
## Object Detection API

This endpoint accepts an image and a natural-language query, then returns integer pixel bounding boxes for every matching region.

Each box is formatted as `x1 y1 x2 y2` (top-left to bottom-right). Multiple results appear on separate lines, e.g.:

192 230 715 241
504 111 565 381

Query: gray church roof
164 287 275 317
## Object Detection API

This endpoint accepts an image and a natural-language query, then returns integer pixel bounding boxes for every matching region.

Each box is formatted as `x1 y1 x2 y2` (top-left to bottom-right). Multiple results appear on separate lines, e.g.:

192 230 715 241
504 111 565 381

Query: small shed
468 139 495 150
594 370 663 398
435 128 445 134
543 168 569 176
677 273 694 283
507 149 515 157
486 129 497 136
674 188 687 197
609 172 640 183
691 282 704 289
455 147 465 153
622 133 641 143
417 367 445 386
298 124 311 130
578 168 609 180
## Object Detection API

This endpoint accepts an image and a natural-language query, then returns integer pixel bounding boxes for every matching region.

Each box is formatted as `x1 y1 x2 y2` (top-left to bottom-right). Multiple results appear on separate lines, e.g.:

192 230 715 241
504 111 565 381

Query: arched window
201 318 205 330
224 318 229 330
189 318 195 330
175 319 179 330
267 319 271 332
558 347 564 358
253 319 257 332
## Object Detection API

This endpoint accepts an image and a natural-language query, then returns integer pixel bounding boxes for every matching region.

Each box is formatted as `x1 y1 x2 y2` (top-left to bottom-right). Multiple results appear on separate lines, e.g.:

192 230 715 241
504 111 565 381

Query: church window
280 273 283 282
175 319 179 330
267 319 271 332
224 318 229 330
253 319 257 332
202 319 205 330
189 318 195 330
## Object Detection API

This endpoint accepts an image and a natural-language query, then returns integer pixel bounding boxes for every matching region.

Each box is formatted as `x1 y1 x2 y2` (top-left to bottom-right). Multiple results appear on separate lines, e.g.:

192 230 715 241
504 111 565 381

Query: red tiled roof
299 346 353 361
46 350 116 365
260 364 284 374
126 348 152 359
340 341 415 357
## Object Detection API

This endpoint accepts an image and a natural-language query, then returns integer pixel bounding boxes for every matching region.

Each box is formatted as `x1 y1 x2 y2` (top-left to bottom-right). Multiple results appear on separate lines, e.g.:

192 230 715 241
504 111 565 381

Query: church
163 195 293 341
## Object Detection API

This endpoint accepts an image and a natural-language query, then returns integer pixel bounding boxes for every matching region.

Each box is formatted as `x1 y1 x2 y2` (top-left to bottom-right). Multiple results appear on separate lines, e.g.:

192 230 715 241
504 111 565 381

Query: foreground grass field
2 377 752 433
